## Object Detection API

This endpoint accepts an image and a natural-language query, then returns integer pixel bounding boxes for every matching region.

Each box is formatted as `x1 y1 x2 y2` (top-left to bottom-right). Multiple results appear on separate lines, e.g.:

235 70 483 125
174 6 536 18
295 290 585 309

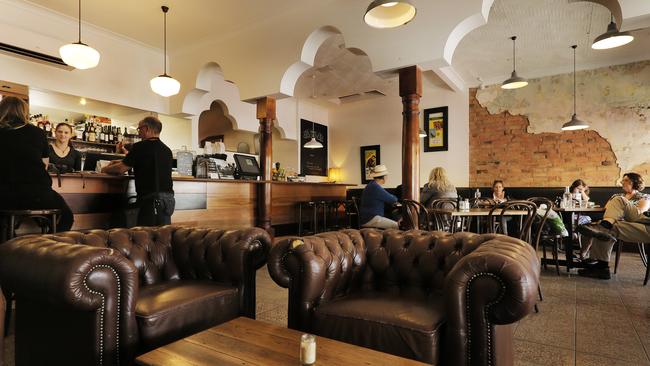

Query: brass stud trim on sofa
465 272 506 366
83 265 122 366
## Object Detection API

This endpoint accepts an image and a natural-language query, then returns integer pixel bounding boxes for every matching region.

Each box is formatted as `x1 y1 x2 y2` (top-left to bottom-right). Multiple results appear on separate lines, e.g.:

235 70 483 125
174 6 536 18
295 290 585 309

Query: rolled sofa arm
0 235 139 366
268 230 366 331
171 227 272 317
444 234 539 366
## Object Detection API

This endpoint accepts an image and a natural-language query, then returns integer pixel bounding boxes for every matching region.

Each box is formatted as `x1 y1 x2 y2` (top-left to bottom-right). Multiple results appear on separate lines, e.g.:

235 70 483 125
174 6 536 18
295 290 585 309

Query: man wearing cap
359 164 399 229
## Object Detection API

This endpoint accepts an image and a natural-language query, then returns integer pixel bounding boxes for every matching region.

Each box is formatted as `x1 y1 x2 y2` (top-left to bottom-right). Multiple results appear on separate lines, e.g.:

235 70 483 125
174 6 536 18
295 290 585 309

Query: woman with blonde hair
420 167 457 207
0 96 73 232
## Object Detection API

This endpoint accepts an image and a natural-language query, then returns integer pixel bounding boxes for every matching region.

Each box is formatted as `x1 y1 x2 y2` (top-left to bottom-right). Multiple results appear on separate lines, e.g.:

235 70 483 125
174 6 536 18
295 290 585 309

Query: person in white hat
359 164 399 229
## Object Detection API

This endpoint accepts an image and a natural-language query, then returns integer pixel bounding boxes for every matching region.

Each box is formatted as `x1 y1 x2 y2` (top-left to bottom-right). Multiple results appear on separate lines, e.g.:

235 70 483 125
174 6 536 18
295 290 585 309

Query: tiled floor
3 250 649 365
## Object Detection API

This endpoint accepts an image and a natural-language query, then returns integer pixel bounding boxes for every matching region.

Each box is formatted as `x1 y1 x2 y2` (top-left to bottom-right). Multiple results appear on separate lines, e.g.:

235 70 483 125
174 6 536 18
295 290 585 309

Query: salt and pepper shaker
300 333 316 365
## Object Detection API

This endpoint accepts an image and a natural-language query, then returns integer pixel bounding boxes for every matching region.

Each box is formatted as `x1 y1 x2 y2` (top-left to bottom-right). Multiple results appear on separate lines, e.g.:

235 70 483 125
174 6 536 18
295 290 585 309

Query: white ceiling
24 0 312 50
453 0 650 87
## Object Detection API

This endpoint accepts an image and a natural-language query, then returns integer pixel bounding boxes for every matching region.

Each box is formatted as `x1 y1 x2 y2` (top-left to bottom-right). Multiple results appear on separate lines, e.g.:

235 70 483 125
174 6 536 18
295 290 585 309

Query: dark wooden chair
527 197 562 276
488 201 537 243
401 199 431 231
429 198 458 232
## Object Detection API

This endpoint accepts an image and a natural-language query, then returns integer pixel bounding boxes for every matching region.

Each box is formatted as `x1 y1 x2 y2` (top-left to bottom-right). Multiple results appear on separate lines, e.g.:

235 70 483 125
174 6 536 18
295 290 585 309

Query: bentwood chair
488 200 537 243
429 198 458 232
401 199 431 231
467 197 497 233
614 241 649 286
527 197 562 276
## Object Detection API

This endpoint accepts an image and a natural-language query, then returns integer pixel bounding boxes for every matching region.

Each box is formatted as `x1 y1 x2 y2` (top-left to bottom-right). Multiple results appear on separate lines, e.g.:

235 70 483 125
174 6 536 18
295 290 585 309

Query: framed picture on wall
423 106 448 152
360 145 380 184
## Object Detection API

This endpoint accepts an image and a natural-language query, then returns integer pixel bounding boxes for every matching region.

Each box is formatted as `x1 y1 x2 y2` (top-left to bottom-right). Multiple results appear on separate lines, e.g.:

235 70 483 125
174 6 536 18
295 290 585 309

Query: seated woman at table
570 179 593 258
420 167 457 207
359 165 399 229
492 180 508 204
48 122 82 173
577 172 650 279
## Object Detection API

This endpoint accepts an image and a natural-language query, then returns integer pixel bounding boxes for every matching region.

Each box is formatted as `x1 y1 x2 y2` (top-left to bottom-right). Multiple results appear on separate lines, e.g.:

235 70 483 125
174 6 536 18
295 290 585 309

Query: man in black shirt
103 116 174 226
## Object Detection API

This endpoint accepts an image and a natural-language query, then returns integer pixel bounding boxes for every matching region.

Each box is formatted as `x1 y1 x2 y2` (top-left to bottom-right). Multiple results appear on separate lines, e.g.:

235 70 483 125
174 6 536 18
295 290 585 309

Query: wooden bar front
51 174 349 230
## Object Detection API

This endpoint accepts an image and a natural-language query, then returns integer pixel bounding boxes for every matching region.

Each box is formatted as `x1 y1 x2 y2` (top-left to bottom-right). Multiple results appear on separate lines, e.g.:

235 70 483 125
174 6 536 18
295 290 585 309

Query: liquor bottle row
80 123 125 144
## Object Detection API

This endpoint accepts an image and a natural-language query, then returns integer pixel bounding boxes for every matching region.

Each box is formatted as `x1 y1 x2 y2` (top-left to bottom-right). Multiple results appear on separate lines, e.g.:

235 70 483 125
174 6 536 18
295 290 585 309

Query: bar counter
50 173 351 230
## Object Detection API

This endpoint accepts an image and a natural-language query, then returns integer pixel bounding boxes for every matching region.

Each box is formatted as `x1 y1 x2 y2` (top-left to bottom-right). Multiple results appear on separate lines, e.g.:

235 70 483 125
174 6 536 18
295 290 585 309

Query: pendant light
592 14 634 50
59 0 100 70
419 128 426 138
364 0 416 29
304 121 324 149
150 6 181 97
501 36 528 90
562 45 589 131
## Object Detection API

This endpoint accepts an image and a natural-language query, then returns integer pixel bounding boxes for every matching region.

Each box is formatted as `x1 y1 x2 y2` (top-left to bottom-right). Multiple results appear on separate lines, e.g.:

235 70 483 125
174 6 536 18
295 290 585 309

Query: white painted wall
158 115 192 151
329 86 469 188
0 0 167 113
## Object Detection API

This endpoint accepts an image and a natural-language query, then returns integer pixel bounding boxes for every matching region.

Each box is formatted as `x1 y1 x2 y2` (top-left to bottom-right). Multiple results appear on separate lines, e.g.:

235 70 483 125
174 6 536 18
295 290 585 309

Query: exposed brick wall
469 89 620 187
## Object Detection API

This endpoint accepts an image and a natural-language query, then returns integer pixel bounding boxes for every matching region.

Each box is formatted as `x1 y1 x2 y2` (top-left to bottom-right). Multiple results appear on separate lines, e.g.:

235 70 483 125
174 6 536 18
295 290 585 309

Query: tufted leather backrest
40 226 180 287
358 229 500 295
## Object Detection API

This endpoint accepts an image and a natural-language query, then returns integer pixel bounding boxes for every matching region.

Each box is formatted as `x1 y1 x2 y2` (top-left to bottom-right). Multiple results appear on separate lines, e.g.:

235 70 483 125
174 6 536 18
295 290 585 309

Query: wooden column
256 97 275 234
399 66 422 202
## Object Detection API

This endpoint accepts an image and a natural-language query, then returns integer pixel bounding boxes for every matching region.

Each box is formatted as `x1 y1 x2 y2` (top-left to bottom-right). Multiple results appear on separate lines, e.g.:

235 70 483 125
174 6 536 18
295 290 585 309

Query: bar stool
0 209 61 242
297 201 319 236
0 208 61 336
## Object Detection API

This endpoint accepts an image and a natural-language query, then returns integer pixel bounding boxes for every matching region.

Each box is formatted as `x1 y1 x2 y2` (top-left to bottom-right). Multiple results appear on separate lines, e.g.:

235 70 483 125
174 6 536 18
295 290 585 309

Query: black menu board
300 119 328 176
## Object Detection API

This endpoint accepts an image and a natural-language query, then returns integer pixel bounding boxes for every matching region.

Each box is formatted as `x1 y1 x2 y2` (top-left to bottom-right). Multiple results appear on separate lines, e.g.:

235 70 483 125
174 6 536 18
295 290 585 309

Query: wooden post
256 97 275 234
399 66 422 202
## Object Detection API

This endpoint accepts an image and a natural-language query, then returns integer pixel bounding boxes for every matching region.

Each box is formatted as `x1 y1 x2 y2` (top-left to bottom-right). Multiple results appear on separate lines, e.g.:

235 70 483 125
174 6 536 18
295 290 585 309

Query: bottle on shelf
88 123 96 142
116 127 123 143
474 188 481 199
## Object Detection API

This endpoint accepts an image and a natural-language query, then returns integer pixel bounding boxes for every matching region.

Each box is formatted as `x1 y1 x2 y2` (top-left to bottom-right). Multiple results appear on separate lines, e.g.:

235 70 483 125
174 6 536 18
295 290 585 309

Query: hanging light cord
77 0 81 43
163 7 168 75
572 45 577 114
510 36 517 71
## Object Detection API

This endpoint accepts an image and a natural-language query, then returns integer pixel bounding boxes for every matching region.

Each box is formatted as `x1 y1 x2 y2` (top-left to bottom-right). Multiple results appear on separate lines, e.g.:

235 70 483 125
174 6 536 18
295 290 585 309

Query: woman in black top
48 122 81 172
0 96 73 232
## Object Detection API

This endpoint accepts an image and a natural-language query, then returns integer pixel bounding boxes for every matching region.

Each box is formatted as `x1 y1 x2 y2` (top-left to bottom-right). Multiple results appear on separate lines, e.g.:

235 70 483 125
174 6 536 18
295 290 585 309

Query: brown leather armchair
0 225 271 366
268 229 539 366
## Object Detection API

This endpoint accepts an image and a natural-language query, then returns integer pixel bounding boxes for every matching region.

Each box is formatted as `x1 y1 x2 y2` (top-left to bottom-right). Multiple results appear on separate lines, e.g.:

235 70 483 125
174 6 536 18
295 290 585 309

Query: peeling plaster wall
475 61 650 182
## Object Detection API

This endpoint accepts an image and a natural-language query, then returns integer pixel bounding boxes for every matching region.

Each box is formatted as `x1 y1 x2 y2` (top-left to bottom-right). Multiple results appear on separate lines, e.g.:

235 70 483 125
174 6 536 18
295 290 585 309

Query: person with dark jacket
0 96 73 233
102 116 175 226
359 165 398 229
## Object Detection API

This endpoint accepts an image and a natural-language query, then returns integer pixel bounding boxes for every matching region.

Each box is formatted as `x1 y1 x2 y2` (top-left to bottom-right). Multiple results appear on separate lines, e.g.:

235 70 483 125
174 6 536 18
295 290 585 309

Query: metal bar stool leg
298 203 304 236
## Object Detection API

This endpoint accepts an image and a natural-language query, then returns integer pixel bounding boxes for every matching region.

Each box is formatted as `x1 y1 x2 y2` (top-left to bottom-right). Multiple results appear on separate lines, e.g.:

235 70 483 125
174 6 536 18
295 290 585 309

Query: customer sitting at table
0 96 73 232
420 167 457 207
492 180 508 203
577 172 650 279
570 179 593 258
359 164 398 229
48 122 81 173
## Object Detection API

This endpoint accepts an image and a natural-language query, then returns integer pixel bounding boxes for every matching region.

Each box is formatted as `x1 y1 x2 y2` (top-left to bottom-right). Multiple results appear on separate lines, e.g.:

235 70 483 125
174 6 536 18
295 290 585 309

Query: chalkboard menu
300 119 328 176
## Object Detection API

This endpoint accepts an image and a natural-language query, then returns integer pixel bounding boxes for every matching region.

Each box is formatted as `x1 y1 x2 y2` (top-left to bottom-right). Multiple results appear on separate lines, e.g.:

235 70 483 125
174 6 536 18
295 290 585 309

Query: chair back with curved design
488 200 538 242
429 198 458 232
401 199 431 231
526 197 554 251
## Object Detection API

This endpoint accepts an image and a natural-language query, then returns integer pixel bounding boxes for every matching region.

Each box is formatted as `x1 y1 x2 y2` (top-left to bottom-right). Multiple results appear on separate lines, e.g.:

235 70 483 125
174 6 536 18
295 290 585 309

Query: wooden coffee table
135 317 429 365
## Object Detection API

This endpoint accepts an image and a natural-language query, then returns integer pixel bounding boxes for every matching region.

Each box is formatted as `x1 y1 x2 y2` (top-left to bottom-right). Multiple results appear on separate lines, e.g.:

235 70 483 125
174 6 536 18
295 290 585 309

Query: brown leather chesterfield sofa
0 225 271 366
268 229 539 366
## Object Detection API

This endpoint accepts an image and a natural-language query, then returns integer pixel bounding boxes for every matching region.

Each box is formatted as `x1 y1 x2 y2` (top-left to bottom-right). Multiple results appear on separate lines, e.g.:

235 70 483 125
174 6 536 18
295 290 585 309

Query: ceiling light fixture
59 0 100 70
304 121 324 149
150 6 181 97
592 14 634 50
364 0 416 29
562 45 589 131
501 36 528 90
419 128 426 138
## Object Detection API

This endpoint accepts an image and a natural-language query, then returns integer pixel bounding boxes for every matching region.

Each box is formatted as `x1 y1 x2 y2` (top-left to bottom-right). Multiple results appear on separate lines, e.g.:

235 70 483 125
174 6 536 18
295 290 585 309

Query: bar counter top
50 173 351 230
50 173 353 186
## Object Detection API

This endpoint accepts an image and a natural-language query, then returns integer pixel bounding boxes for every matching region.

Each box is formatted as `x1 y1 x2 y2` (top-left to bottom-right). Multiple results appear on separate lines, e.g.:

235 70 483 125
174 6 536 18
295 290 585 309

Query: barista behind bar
102 116 175 226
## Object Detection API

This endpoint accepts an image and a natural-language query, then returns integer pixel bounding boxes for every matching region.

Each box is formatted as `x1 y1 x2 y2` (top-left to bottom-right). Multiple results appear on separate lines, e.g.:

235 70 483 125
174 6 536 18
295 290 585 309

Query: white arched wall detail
182 62 260 149
430 0 496 92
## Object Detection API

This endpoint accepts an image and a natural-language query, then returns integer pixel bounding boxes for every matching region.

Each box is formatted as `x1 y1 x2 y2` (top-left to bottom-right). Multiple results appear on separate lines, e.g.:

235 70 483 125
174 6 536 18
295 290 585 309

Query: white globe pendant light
150 6 181 97
364 0 416 29
562 45 589 131
59 0 100 69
